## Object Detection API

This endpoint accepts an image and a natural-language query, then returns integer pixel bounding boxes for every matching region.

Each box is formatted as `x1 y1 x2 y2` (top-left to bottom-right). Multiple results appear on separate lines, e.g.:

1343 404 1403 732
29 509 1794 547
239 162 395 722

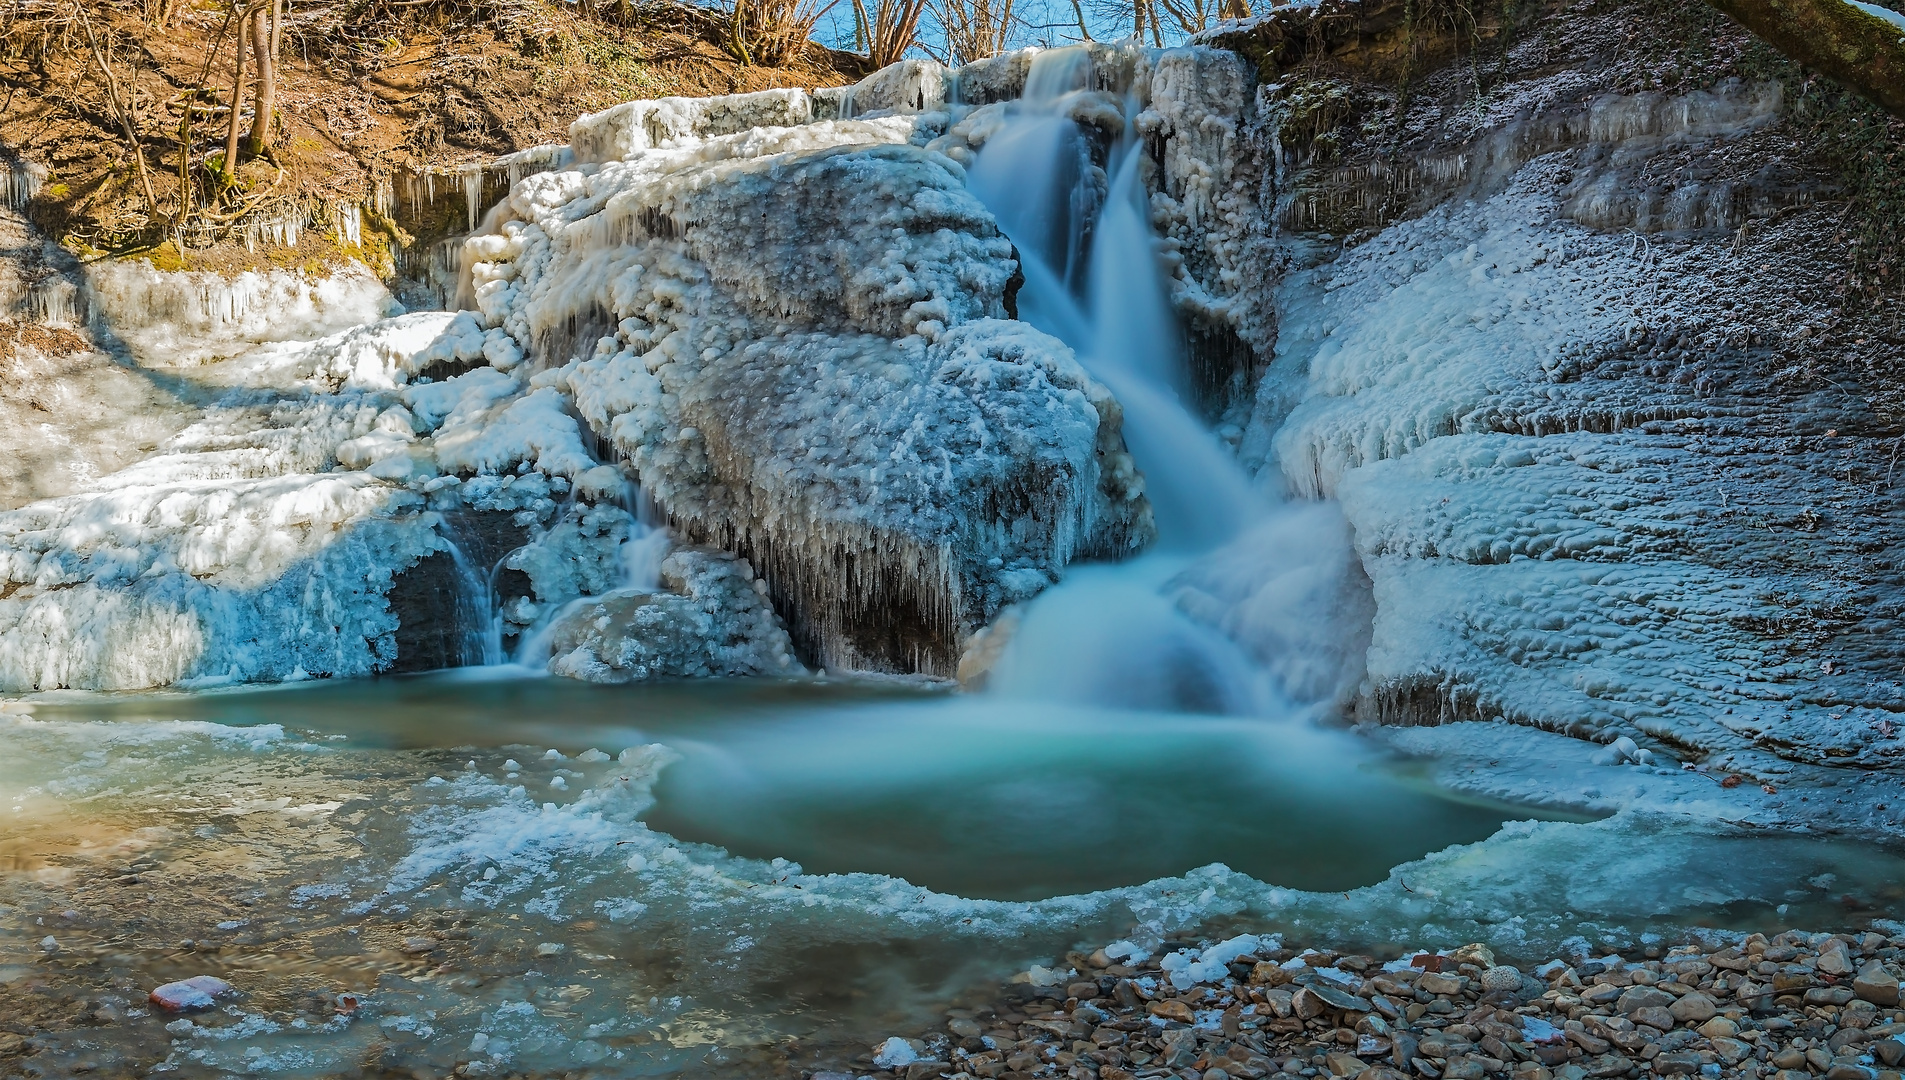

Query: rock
905 1062 949 1080
1857 963 1903 1006
1480 966 1522 993
1667 992 1717 1023
1308 984 1375 1013
1772 1049 1807 1071
401 936 437 954
1631 1006 1674 1032
1820 942 1857 976
150 976 234 1011
1565 1029 1611 1055
1391 1032 1420 1068
1807 986 1857 1005
1327 1052 1370 1077
1826 1067 1878 1080
1584 1054 1633 1078
1066 981 1099 1000
1697 1018 1739 1039
1880 1040 1905 1068
1654 1051 1702 1075
1773 968 1818 992
1205 1069 1234 1080
1442 1058 1486 1080
1579 984 1623 1006
1253 962 1298 986
1296 988 1331 1020
1151 998 1195 1023
1809 1047 1834 1072
1616 985 1675 1014
1450 945 1497 968
545 549 803 683
1711 1038 1753 1064
947 1018 981 1038
535 942 564 957
1417 973 1466 996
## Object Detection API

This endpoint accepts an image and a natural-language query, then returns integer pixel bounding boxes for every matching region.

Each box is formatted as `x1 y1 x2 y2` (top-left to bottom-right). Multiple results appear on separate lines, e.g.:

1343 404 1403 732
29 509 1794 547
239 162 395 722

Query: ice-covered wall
1253 60 1905 784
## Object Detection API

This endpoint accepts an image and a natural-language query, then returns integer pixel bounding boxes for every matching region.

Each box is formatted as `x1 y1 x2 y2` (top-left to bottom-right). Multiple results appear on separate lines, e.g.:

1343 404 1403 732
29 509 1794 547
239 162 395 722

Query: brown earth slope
0 0 862 270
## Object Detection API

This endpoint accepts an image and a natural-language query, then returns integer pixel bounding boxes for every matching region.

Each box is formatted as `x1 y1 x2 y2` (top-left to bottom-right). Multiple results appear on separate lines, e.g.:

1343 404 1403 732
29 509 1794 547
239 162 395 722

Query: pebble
149 976 234 1011
814 929 1905 1080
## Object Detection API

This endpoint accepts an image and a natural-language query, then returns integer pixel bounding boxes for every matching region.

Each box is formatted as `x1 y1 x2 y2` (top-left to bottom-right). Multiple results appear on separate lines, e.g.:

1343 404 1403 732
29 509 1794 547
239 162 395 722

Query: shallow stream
4 679 1905 1077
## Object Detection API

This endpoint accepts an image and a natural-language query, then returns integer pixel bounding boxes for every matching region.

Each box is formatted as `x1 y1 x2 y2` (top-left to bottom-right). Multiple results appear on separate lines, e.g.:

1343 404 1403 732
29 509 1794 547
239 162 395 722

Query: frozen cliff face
466 109 1153 675
1250 19 1905 806
0 300 670 690
545 546 803 682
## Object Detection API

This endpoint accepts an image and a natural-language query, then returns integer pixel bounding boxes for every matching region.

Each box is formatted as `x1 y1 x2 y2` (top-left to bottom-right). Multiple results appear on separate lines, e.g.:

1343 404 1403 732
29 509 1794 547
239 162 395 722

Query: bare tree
246 0 278 158
1152 0 1247 37
221 0 251 177
70 0 160 215
863 0 929 65
935 0 1014 63
724 0 838 65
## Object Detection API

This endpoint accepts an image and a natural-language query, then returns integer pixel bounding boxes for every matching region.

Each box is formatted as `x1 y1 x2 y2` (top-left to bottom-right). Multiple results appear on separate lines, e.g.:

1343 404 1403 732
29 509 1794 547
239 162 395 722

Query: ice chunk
150 975 234 1011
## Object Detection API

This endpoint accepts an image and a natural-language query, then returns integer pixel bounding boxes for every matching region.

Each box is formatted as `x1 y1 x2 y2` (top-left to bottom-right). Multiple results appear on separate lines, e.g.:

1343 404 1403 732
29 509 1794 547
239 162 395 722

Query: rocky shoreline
821 932 1905 1080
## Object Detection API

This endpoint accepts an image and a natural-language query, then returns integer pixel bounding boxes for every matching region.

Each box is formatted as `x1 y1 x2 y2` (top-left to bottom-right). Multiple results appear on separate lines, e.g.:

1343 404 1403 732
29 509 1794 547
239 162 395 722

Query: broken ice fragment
150 975 234 1011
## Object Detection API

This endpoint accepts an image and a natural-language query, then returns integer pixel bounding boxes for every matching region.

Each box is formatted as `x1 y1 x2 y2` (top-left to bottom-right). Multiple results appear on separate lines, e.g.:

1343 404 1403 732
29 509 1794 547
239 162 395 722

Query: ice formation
84 258 401 363
545 546 803 682
470 106 1165 674
0 307 647 690
1253 72 1905 778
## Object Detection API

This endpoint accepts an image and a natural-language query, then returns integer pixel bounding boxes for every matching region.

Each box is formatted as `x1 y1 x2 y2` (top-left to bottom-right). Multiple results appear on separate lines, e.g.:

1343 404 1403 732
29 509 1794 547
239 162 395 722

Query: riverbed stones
1616 985 1675 1014
1668 992 1718 1023
1480 967 1522 993
817 930 1905 1080
1858 963 1904 1006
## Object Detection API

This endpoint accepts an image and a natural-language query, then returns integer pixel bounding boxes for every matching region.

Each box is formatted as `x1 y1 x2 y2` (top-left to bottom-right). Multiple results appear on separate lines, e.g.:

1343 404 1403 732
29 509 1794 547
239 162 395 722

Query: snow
873 1036 920 1067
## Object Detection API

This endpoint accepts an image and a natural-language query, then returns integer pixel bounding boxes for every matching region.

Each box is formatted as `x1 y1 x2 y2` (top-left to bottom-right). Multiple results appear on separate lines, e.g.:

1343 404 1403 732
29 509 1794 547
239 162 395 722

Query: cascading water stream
964 46 1302 714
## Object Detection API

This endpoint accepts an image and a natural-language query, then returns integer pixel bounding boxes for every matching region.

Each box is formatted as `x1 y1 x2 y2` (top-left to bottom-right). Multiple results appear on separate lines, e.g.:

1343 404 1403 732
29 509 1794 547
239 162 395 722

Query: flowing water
5 45 1905 1080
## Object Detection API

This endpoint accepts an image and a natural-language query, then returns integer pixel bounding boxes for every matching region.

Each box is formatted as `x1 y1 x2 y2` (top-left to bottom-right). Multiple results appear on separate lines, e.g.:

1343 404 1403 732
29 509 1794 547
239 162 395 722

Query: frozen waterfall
967 46 1366 716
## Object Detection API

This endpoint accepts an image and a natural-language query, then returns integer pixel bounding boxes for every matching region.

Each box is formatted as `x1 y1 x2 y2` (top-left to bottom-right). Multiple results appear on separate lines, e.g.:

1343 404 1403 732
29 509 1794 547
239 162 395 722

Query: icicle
1 159 46 210
461 165 484 232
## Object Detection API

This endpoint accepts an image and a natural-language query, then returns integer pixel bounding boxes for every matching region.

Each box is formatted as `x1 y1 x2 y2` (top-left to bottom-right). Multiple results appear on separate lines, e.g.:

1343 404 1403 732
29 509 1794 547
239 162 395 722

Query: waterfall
967 46 1356 716
440 521 507 667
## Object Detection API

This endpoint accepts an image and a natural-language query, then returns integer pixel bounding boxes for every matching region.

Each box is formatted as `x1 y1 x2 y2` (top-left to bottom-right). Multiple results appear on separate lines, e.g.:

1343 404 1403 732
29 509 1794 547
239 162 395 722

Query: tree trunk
222 3 248 174
1702 0 1905 117
247 3 275 157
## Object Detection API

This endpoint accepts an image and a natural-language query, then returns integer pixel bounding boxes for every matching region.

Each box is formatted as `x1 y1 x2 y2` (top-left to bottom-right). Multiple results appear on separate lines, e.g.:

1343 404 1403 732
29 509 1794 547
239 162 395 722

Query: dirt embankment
0 0 862 274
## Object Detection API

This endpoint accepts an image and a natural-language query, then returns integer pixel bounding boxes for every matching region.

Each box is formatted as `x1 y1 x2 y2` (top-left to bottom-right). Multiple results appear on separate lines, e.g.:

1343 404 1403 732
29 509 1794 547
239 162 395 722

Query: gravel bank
824 931 1905 1080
